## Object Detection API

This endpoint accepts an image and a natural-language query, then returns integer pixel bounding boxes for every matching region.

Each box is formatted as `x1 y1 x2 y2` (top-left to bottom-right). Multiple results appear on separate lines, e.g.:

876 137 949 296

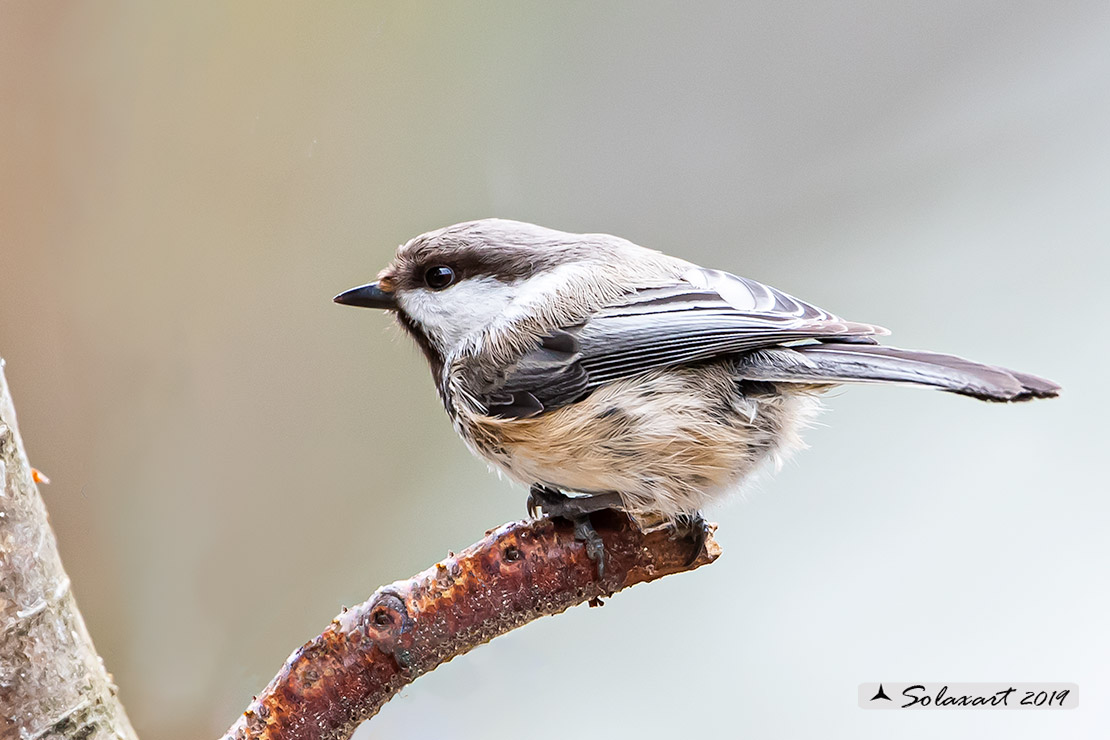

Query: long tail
736 344 1060 402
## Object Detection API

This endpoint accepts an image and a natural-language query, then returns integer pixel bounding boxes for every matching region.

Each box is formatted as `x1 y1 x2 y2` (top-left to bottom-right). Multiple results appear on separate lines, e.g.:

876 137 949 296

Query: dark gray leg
671 512 711 566
528 484 623 579
526 484 623 519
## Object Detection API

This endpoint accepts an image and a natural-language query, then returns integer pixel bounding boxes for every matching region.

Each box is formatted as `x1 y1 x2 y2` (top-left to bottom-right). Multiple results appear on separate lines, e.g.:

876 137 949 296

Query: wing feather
478 267 887 417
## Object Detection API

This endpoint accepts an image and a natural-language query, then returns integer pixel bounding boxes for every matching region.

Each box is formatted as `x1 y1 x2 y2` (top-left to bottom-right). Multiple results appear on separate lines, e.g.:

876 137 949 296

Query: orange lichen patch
222 513 719 740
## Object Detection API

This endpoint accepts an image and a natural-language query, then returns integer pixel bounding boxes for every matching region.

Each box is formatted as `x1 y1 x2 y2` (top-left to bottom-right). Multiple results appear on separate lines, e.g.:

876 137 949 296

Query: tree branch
0 360 139 740
222 511 721 740
0 357 721 740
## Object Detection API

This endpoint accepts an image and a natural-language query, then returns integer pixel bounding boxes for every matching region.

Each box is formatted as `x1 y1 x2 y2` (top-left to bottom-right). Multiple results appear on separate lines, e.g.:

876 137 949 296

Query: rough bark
222 511 721 740
0 360 139 740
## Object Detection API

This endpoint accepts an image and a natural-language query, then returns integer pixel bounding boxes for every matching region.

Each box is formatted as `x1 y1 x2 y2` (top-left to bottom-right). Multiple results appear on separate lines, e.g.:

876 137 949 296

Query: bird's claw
573 516 606 580
671 512 711 566
528 484 610 579
526 484 565 519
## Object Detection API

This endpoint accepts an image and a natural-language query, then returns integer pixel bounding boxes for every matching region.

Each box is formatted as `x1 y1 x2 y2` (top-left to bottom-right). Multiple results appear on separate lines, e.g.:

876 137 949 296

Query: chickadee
336 219 1059 566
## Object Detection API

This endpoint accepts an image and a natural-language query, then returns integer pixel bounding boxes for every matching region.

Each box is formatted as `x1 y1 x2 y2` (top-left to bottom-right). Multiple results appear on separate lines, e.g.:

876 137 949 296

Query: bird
335 218 1059 570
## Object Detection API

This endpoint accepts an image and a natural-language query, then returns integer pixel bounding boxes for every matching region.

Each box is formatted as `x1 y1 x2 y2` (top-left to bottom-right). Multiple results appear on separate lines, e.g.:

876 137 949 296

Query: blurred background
2 2 1107 738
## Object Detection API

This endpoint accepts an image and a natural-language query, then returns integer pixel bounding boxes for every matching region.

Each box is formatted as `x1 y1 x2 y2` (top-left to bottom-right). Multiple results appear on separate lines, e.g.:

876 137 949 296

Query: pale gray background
2 2 1107 738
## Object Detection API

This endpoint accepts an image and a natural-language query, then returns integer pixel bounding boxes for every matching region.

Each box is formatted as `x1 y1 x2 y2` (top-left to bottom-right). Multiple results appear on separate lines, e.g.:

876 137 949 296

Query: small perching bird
336 219 1059 567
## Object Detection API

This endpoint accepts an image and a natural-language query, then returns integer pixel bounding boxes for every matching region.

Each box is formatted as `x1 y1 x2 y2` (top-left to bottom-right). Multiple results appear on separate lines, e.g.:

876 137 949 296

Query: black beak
333 282 397 310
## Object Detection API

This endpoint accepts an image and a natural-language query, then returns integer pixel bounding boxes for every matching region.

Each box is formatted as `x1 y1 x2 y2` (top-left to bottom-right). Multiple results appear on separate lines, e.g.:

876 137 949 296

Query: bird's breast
452 362 822 519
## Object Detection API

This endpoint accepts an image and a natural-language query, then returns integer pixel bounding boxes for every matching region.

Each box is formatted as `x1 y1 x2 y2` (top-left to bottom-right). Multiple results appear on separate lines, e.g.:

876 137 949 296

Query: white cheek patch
494 262 585 325
399 276 518 352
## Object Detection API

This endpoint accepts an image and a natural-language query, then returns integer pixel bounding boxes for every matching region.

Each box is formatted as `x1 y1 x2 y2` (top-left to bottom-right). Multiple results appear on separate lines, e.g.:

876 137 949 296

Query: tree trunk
0 360 139 740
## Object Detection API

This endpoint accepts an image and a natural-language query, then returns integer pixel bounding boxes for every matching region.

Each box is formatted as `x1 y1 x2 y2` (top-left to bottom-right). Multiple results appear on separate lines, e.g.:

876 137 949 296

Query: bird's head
336 218 690 378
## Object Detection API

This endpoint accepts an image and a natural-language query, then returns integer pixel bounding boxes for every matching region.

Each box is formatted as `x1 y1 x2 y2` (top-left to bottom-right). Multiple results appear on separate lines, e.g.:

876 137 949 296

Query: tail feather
736 344 1060 402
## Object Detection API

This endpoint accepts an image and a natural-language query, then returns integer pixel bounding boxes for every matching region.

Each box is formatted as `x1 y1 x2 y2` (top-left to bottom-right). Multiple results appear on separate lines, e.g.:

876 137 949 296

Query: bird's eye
423 265 456 290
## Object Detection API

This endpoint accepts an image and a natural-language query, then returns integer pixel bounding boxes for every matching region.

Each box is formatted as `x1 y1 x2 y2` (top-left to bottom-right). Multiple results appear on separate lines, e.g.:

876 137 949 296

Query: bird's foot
527 484 623 580
670 512 711 567
526 484 623 519
526 484 565 519
573 516 606 581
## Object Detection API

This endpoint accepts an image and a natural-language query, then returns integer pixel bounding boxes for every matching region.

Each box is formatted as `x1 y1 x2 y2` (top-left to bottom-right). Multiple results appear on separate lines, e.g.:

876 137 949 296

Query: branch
0 356 721 740
0 360 139 740
222 510 721 740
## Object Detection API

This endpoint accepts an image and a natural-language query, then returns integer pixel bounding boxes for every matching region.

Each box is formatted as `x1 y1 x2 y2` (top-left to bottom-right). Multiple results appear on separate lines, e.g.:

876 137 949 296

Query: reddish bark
222 511 720 740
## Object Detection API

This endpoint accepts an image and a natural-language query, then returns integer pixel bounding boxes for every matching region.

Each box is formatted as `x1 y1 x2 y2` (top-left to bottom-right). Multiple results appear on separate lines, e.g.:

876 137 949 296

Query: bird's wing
479 266 888 418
